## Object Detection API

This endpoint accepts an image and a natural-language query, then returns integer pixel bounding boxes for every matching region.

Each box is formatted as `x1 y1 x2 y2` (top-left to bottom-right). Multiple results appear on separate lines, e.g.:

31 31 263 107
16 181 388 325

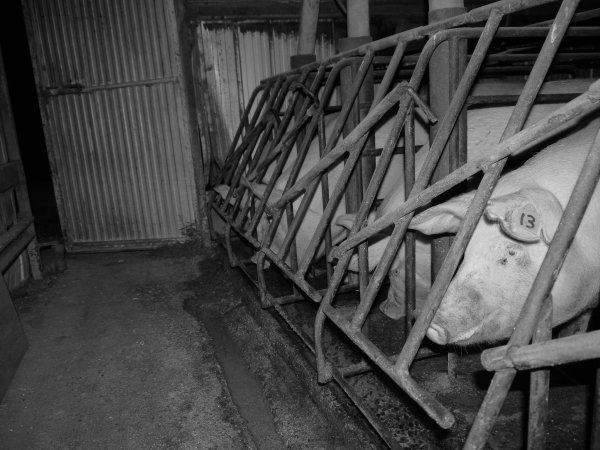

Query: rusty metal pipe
260 0 558 82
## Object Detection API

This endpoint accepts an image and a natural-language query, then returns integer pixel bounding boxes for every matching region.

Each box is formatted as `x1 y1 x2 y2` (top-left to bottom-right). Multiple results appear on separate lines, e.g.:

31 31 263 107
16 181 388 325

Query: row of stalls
2 0 600 447
208 0 600 447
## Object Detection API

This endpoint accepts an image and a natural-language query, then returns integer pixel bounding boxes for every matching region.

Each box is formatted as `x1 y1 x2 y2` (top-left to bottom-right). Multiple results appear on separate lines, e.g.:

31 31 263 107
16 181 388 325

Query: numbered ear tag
500 203 542 243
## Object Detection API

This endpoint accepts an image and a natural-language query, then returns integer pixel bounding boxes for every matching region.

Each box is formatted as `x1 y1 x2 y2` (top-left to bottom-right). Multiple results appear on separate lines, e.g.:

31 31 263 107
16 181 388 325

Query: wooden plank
0 161 20 193
0 221 35 273
0 276 27 402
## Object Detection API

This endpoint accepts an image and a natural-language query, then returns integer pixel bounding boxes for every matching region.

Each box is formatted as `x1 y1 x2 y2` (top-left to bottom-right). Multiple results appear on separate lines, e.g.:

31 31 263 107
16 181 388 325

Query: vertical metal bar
446 34 468 380
463 2 581 447
404 106 416 334
317 113 334 282
591 360 600 449
527 297 552 450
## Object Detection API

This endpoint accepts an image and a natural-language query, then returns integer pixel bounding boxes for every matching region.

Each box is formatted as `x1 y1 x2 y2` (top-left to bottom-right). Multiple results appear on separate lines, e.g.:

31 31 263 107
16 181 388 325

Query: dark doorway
0 0 62 243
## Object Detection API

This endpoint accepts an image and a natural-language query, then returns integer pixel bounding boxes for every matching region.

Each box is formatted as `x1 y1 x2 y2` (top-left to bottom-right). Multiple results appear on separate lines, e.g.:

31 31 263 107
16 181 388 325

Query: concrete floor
0 247 358 449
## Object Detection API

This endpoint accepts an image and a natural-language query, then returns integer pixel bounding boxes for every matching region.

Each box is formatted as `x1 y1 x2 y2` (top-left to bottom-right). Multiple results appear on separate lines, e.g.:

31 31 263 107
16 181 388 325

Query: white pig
408 114 600 345
339 103 568 320
215 111 430 265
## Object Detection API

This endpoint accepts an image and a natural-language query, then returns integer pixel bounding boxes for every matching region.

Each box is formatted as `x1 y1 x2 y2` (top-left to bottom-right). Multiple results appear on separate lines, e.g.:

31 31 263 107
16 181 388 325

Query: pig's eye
508 248 517 256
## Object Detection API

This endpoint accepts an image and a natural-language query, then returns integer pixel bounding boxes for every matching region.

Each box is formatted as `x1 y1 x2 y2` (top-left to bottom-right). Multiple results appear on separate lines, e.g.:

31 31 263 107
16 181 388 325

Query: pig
407 114 600 345
338 103 568 320
215 110 430 265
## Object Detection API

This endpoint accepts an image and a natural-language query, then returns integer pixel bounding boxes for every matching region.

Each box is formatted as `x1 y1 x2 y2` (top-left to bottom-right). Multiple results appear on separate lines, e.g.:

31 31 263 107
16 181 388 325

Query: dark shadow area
0 0 62 243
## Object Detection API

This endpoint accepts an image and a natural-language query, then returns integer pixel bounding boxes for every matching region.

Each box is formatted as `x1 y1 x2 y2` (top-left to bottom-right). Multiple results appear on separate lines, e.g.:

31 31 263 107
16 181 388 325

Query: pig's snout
426 323 449 345
426 285 486 345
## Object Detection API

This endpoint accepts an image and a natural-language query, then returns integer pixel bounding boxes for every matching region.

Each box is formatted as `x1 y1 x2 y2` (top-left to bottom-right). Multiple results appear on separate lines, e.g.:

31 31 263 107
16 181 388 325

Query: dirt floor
0 243 596 449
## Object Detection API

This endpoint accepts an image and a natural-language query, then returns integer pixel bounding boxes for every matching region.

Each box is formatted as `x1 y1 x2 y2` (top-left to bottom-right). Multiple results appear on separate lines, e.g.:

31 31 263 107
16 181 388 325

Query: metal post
527 298 552 449
428 0 466 381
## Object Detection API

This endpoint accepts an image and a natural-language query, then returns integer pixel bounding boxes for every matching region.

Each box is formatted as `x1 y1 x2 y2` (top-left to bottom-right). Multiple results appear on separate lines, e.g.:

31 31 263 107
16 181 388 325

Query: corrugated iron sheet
22 0 197 249
197 19 339 163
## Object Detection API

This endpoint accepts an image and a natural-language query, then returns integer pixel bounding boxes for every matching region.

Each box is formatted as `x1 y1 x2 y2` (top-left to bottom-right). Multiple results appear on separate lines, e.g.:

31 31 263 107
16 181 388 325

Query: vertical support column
527 298 552 449
428 0 466 379
339 0 375 293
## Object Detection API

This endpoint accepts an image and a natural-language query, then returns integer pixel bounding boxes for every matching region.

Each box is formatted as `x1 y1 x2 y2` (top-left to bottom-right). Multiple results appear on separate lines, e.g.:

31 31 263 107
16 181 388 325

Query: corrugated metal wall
22 0 198 250
196 19 340 165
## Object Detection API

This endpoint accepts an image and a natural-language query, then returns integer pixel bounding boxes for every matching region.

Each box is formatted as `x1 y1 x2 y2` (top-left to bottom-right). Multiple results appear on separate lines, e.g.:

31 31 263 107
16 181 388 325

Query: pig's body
409 114 600 345
356 104 566 320
216 112 430 264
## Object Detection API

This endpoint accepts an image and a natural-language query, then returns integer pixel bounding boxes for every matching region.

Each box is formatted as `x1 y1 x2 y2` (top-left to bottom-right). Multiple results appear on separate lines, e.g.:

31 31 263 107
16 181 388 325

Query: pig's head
410 187 563 345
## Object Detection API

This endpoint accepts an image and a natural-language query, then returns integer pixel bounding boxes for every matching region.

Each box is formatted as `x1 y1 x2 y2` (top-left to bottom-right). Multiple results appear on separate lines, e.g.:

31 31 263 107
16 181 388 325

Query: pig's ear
409 192 474 235
250 183 284 206
335 213 357 230
214 184 235 205
484 188 563 244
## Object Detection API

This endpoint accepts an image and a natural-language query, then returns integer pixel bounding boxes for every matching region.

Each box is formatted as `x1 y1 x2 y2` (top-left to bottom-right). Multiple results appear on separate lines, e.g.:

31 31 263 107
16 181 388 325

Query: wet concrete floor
0 247 360 449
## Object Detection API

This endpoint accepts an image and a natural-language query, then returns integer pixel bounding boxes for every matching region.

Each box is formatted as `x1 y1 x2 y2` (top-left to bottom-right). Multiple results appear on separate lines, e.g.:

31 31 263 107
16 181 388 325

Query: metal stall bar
465 111 600 450
312 14 504 430
243 68 326 241
221 76 286 209
256 43 410 307
259 0 557 84
218 82 271 184
256 42 411 306
221 71 310 231
221 69 326 272
481 325 600 372
252 26 600 305
274 52 375 269
262 59 352 266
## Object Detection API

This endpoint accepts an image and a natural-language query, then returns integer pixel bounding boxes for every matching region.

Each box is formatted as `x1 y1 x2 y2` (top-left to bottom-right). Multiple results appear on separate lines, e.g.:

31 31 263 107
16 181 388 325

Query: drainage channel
198 310 285 450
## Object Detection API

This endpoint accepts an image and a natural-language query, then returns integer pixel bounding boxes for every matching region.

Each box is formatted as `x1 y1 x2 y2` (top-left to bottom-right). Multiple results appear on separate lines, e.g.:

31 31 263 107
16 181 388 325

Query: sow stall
208 0 600 447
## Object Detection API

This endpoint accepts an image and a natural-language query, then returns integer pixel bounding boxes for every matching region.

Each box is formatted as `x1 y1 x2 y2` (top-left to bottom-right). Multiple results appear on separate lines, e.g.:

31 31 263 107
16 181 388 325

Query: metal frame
208 0 600 447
